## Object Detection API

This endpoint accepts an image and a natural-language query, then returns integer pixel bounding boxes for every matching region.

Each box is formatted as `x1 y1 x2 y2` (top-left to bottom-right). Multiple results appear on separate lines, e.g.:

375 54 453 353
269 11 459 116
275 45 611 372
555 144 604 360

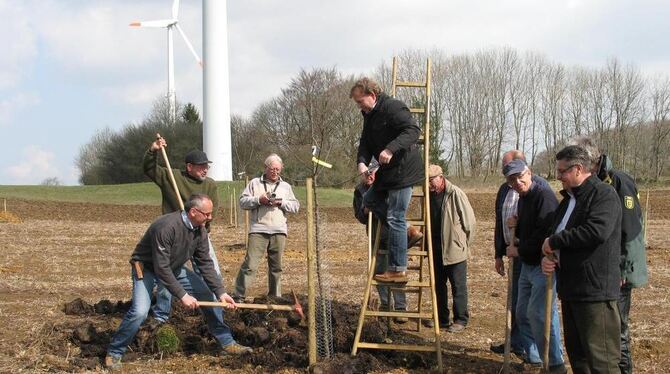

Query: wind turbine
130 0 202 124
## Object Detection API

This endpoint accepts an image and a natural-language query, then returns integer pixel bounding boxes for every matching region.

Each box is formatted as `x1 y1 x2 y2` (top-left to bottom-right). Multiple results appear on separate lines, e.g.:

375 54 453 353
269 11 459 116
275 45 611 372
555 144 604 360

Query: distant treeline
77 47 670 185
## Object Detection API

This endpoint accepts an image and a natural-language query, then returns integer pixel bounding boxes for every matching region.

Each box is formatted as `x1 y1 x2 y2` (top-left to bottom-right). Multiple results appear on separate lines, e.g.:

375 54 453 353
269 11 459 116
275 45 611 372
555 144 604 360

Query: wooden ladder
351 57 442 371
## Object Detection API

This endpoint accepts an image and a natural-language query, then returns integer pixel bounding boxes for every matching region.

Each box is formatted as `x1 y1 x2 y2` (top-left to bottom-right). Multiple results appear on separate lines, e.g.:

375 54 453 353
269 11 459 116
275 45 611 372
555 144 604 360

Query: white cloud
5 145 60 184
0 92 40 127
0 1 38 90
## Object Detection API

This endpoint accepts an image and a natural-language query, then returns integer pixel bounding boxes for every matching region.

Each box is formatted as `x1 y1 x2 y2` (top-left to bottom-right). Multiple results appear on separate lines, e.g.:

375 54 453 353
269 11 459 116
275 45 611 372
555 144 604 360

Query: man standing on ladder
351 77 424 283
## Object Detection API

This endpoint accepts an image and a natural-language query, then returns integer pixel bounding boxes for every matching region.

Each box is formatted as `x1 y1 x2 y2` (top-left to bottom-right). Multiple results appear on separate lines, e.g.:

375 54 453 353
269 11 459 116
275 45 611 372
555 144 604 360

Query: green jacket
597 155 648 288
143 149 220 216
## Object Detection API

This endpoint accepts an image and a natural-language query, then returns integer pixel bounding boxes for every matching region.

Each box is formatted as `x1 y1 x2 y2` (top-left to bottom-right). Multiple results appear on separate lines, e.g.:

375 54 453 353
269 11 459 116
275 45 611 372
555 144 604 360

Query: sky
1 0 669 185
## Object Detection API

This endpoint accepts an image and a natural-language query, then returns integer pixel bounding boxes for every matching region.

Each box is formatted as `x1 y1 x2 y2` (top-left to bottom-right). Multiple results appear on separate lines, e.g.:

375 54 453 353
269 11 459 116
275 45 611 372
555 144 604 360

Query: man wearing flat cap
428 164 476 332
142 136 222 323
504 159 566 372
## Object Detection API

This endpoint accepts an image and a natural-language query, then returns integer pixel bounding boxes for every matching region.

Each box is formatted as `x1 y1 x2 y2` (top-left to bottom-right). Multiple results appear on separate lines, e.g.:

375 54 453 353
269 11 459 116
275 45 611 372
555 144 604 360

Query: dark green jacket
143 149 220 216
597 155 648 288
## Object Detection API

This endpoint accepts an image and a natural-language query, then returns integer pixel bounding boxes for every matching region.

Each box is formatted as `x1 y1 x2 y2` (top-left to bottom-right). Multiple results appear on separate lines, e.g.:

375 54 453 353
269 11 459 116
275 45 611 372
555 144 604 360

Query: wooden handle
156 133 184 211
198 301 295 312
543 272 553 371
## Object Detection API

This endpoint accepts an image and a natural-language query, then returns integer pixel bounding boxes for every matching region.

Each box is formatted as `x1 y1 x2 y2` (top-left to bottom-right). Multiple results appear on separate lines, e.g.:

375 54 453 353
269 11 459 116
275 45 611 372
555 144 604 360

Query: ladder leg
352 220 383 356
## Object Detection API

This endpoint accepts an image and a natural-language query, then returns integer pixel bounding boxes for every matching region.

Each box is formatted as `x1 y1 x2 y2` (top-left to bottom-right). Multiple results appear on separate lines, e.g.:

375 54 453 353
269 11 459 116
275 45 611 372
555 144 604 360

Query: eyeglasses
266 167 281 173
193 207 213 218
506 170 528 185
556 164 577 177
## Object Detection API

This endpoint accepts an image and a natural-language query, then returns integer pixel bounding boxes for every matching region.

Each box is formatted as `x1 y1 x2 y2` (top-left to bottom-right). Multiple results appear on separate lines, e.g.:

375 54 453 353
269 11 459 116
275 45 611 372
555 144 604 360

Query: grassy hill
0 182 355 208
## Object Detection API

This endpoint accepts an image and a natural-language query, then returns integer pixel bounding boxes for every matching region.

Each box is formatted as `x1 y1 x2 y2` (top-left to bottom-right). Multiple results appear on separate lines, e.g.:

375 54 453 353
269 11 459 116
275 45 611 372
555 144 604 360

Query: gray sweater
239 176 300 235
130 211 225 299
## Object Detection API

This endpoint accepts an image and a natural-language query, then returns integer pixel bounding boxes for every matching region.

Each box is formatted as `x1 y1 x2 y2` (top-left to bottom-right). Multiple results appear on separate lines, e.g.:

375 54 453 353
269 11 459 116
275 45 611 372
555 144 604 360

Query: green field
0 182 354 208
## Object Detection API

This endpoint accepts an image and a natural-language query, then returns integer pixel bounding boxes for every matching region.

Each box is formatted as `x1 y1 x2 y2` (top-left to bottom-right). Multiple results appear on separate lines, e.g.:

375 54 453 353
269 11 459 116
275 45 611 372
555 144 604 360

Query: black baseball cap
503 159 527 177
184 150 212 165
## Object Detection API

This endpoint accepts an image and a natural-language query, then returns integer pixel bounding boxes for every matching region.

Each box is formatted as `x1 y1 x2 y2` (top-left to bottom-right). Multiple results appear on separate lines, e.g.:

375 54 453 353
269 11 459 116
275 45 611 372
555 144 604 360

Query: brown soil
1 190 669 373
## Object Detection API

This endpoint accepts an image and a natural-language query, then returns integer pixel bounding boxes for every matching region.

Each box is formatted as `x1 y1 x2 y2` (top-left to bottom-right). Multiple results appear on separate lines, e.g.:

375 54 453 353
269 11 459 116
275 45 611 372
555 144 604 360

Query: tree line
77 47 670 185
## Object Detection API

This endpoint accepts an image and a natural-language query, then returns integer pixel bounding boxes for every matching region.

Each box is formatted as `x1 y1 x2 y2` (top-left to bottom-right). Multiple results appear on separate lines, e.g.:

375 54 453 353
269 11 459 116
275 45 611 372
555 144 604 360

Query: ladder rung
364 310 434 319
376 249 427 256
407 220 425 226
412 186 424 197
357 342 438 352
392 288 421 293
407 265 422 271
418 135 425 143
371 280 431 287
409 108 426 114
395 81 427 88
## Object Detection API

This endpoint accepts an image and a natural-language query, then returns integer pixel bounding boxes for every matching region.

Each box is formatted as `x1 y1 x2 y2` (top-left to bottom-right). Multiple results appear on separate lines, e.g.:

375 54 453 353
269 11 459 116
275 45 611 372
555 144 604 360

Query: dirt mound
45 296 439 372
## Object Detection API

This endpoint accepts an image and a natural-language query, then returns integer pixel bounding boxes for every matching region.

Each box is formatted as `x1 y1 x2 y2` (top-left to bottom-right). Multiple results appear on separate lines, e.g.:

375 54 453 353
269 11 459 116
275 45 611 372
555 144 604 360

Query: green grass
0 182 355 208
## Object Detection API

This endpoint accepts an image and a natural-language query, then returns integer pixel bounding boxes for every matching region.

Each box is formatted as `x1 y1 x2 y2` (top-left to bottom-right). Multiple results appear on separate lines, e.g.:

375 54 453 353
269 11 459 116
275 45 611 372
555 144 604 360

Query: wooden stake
306 178 317 365
229 192 234 226
245 177 250 249
543 270 553 371
644 189 650 243
367 212 373 273
233 188 238 228
3 198 6 213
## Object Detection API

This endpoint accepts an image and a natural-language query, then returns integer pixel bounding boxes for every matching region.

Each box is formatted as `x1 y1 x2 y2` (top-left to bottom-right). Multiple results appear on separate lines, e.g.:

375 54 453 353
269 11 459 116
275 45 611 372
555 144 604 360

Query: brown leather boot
407 226 423 248
373 271 408 283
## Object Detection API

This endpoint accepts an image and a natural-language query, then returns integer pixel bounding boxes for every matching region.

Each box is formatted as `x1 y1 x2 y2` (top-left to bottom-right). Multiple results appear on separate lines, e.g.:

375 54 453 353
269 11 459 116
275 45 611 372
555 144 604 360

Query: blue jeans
516 262 564 366
107 265 235 358
152 235 221 321
509 258 524 352
363 184 412 272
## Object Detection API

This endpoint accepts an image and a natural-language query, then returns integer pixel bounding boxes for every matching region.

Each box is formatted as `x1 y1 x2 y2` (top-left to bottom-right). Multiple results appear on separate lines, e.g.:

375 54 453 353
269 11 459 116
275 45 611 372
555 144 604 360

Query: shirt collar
180 211 196 231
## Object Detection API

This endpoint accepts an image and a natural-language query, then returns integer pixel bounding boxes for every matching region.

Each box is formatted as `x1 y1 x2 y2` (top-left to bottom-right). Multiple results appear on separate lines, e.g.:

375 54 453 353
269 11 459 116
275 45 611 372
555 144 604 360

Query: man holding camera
233 154 300 301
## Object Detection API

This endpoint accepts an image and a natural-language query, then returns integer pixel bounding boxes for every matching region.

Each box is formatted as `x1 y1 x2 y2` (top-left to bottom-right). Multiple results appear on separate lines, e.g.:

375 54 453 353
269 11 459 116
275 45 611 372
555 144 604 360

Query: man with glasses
542 145 622 373
503 159 565 372
105 194 251 370
427 165 476 332
233 153 300 302
571 136 648 374
143 137 223 324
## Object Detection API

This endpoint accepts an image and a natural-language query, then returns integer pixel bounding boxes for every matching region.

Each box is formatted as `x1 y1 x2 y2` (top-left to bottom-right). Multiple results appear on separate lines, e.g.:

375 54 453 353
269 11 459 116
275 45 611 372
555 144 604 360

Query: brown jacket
432 181 477 265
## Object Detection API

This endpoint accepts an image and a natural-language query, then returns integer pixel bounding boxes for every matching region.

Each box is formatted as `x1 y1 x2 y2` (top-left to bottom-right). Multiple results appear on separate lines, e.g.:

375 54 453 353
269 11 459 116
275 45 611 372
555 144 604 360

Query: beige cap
428 164 443 178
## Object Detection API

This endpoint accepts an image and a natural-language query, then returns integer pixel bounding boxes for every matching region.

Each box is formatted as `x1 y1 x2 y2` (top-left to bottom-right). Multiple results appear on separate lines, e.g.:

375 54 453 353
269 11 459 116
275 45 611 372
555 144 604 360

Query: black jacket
494 175 550 259
548 175 621 302
516 176 558 266
356 93 424 190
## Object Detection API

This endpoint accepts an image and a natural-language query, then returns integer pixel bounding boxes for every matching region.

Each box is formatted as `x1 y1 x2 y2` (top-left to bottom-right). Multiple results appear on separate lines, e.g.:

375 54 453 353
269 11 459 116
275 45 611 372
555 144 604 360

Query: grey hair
264 153 283 167
184 193 211 211
569 135 601 166
555 145 592 171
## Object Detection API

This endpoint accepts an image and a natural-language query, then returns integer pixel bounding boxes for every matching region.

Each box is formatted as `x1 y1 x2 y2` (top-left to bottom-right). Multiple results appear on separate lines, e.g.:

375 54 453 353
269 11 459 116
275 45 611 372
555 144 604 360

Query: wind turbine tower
203 0 233 181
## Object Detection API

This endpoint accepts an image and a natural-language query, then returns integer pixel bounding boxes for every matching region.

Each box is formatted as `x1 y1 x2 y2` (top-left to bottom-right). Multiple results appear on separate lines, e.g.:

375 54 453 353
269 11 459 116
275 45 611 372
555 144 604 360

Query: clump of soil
45 295 437 372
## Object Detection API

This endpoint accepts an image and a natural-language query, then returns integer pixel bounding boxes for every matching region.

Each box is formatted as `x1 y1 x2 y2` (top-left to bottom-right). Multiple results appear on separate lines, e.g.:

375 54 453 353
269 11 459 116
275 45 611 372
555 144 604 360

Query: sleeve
384 103 421 154
279 183 300 213
494 186 506 259
518 188 558 259
151 226 188 299
456 190 477 247
208 182 219 219
240 179 260 210
143 149 167 183
191 230 225 298
549 186 621 252
356 126 372 166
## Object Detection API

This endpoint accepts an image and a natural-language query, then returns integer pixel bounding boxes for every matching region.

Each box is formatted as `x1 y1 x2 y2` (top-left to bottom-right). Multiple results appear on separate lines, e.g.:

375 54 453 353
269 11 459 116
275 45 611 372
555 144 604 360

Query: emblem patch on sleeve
624 196 634 209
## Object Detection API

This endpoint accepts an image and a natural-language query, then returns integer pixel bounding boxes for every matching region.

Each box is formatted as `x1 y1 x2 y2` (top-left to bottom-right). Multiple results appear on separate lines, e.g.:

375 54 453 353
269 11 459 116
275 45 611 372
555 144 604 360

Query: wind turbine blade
175 24 203 67
172 0 180 19
129 19 175 28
